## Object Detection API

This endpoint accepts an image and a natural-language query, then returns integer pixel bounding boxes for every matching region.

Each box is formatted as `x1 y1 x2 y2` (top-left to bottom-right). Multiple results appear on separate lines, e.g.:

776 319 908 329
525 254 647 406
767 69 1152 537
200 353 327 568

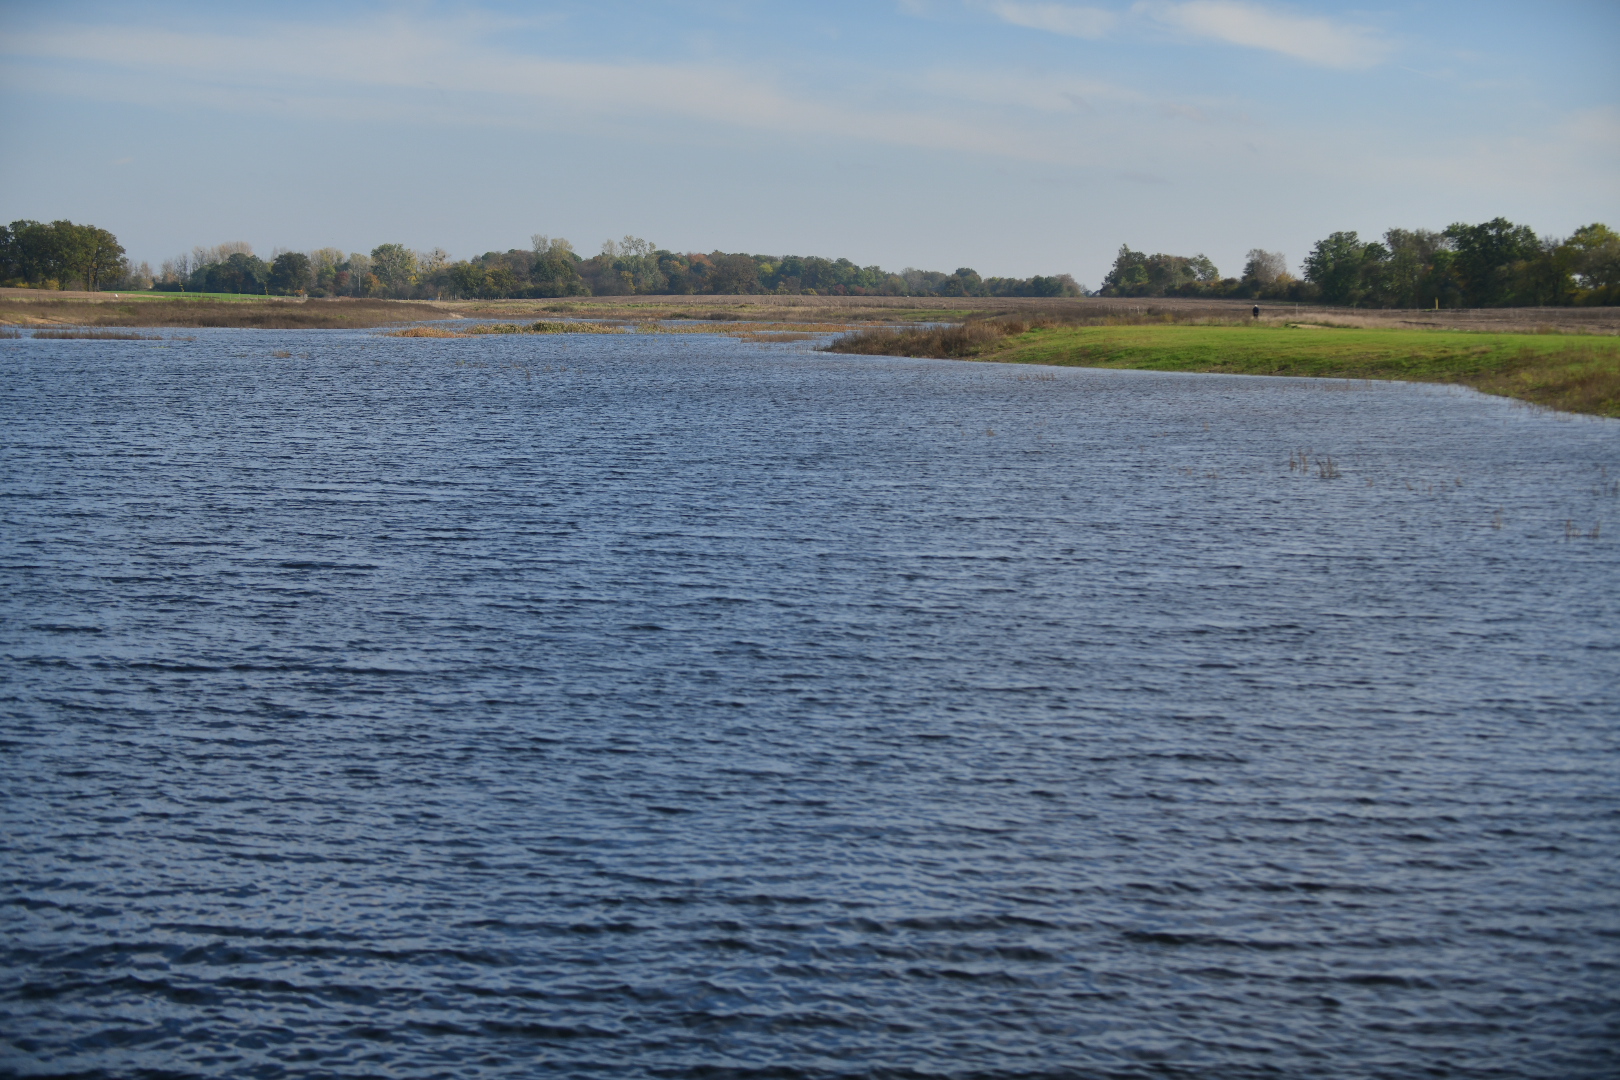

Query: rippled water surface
2 329 1618 1079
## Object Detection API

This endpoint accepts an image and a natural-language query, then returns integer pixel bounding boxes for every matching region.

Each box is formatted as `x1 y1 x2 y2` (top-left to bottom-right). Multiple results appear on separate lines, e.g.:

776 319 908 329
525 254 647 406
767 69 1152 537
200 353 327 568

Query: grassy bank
828 319 1620 417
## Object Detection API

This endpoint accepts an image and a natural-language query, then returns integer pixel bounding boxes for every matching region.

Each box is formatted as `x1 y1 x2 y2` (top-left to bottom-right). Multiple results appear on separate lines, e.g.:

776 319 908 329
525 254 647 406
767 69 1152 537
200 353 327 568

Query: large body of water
2 329 1617 1079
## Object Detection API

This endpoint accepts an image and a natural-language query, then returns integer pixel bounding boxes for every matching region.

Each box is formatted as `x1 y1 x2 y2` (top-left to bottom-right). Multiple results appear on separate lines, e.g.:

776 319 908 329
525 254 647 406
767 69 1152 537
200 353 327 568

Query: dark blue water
2 329 1617 1079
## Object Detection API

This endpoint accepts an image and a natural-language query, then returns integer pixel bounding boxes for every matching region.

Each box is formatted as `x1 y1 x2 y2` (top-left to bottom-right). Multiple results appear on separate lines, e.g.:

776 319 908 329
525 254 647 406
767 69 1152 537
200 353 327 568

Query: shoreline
828 321 1620 418
4 291 1617 416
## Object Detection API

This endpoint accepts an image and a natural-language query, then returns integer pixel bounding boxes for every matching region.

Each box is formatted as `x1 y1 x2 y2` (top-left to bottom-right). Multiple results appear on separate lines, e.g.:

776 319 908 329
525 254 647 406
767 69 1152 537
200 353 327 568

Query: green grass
840 321 1620 418
77 290 282 301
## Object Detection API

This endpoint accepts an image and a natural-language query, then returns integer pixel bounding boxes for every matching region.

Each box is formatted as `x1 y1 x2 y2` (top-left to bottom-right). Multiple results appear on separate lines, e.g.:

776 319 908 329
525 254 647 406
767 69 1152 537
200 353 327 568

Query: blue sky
2 0 1616 285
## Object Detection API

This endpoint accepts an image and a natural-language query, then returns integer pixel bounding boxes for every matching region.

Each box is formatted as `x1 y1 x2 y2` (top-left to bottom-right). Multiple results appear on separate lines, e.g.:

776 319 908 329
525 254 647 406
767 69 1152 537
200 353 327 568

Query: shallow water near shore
2 330 1617 1079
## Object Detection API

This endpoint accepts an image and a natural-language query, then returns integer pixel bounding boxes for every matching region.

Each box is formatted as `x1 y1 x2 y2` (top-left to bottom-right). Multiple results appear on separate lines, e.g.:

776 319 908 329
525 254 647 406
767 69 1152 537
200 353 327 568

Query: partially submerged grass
830 318 1042 357
388 318 853 340
389 320 627 338
31 328 163 340
827 320 1620 418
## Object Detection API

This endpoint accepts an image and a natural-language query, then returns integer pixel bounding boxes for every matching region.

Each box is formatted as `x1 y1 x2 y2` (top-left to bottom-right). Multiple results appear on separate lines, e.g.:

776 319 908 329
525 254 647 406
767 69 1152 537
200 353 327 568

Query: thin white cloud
915 69 1146 112
0 18 1050 161
911 67 1252 131
1135 1 1393 68
985 2 1118 39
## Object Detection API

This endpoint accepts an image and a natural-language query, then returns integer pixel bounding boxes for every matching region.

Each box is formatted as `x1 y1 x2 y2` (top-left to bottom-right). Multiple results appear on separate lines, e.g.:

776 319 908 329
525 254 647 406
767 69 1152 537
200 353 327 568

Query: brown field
3 288 1616 335
0 295 452 329
490 294 1620 335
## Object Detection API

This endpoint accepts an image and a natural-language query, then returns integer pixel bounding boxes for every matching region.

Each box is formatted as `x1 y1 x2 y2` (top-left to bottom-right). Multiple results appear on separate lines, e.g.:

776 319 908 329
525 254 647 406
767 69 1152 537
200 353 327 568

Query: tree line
1100 217 1619 307
141 235 1085 301
9 216 1616 307
2 221 1082 300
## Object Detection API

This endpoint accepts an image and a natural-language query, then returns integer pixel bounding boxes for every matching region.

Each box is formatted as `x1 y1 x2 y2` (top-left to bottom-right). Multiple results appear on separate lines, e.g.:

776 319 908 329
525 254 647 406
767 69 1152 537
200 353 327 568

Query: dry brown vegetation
830 317 1054 357
0 296 451 329
4 289 1615 335
508 294 1620 335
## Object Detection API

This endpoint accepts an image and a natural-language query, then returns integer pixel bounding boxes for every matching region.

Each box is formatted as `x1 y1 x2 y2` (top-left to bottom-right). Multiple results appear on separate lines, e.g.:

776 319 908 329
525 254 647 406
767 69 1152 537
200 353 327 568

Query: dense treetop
0 220 128 292
1100 217 1619 307
128 234 1080 301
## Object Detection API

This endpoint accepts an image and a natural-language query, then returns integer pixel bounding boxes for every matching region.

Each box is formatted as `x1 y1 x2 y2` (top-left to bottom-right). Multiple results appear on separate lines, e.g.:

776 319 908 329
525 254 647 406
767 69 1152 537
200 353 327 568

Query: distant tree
1563 223 1620 301
1443 217 1540 307
486 266 517 296
1101 246 1150 294
708 253 760 294
0 220 125 290
208 251 270 293
306 248 346 295
370 243 419 297
531 242 588 297
1374 229 1450 308
346 253 372 296
192 242 253 273
156 252 193 291
446 261 488 299
269 252 312 295
1303 231 1387 305
61 224 126 291
417 248 451 298
1243 249 1287 283
1101 246 1219 297
115 261 154 290
1241 249 1287 290
0 220 55 286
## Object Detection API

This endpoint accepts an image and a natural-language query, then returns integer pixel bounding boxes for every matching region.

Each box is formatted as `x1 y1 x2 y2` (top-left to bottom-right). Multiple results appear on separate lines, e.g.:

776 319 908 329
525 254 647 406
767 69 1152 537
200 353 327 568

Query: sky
2 0 1617 286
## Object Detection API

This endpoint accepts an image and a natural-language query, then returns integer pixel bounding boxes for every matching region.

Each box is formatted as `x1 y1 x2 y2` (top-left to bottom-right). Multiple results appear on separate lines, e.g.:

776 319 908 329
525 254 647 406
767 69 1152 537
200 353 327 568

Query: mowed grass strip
838 322 1620 418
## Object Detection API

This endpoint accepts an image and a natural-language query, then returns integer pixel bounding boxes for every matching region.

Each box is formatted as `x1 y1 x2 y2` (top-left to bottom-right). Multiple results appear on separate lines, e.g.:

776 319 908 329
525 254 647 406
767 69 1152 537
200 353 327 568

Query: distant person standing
1252 305 1260 319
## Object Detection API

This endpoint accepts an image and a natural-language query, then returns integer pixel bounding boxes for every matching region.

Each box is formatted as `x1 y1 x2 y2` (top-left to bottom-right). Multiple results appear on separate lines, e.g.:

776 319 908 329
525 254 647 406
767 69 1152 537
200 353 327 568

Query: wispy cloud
0 16 1051 160
984 2 1118 40
915 69 1145 112
1135 1 1393 68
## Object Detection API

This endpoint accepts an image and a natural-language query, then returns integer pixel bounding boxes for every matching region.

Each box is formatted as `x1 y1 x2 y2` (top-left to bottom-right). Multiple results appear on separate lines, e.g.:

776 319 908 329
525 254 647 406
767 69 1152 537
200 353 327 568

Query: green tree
208 252 270 293
1101 246 1150 294
1443 217 1540 307
446 261 488 299
269 252 312 295
55 224 126 291
370 243 419 297
2 219 76 287
1101 246 1218 297
708 253 760 294
1375 229 1449 308
1563 223 1620 300
1303 231 1386 305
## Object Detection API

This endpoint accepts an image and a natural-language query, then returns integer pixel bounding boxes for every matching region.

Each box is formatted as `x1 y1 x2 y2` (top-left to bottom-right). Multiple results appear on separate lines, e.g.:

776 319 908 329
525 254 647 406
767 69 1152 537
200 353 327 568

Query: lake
2 328 1617 1078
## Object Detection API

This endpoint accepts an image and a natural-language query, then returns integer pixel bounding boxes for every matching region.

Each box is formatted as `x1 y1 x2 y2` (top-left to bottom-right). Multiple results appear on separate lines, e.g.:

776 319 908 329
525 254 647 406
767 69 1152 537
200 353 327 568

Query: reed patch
32 329 163 340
